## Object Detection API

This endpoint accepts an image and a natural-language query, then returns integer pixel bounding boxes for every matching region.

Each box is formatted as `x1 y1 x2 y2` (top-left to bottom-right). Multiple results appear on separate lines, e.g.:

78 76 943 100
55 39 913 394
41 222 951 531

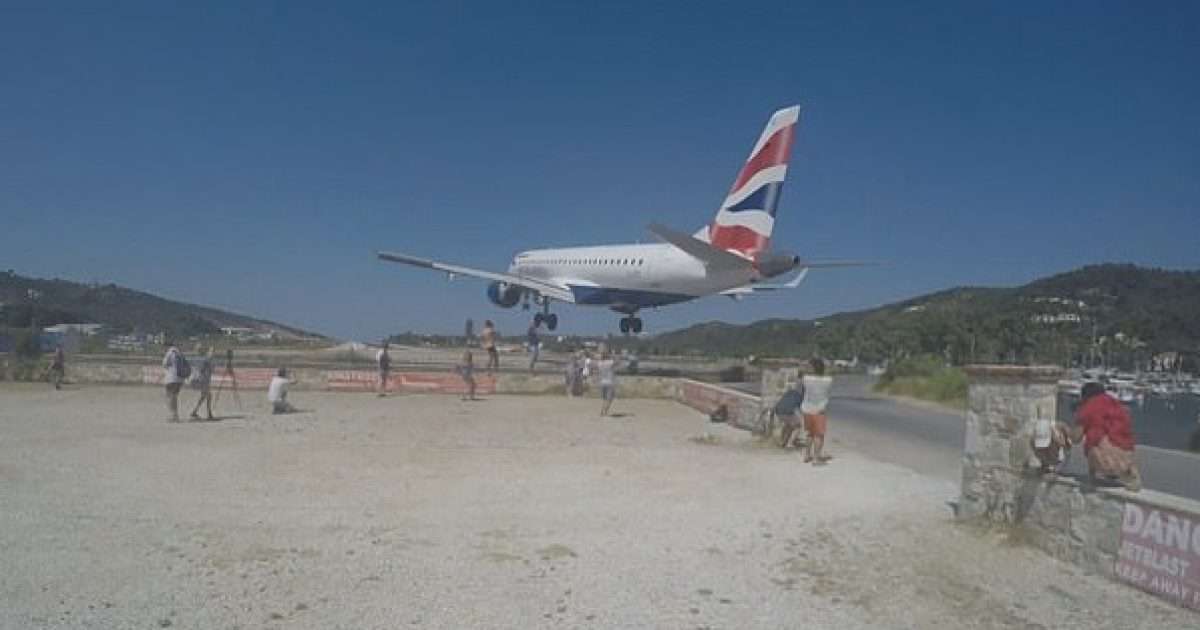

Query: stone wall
759 365 799 412
959 365 1063 523
960 364 1200 612
675 379 765 434
40 356 681 399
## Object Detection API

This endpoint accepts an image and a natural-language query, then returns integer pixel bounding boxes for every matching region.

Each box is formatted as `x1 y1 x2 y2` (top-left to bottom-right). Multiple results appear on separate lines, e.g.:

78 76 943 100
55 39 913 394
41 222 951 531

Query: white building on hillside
43 323 104 336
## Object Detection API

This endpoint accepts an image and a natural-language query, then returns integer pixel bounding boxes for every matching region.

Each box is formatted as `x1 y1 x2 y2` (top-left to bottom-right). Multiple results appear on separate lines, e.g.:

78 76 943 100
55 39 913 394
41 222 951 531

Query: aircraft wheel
619 318 630 334
631 318 643 334
533 313 544 326
546 314 558 331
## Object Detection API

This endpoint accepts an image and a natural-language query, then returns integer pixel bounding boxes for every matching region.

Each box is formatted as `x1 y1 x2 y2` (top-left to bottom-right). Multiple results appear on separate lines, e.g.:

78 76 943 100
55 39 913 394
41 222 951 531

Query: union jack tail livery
703 105 800 259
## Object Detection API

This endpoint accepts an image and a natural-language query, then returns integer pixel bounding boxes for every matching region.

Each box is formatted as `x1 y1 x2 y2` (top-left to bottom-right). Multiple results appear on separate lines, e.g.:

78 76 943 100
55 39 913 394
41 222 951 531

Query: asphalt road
741 376 1200 502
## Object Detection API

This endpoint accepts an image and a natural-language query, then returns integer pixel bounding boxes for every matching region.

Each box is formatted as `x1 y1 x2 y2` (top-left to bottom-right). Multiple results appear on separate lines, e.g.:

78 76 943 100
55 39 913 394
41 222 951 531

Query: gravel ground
1 384 1193 629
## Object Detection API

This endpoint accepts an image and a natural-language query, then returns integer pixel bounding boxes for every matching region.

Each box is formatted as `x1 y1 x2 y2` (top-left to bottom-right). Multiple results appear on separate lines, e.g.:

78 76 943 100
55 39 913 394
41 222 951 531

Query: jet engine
486 282 522 308
756 251 802 278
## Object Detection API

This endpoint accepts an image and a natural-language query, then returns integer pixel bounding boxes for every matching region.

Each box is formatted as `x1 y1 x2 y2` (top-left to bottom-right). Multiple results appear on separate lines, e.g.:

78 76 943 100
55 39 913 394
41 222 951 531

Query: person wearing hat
1030 415 1071 476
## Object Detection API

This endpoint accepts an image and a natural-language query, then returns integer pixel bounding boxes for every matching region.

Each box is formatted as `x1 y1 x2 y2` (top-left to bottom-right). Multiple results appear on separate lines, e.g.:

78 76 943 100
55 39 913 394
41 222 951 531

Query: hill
626 264 1200 370
0 270 323 340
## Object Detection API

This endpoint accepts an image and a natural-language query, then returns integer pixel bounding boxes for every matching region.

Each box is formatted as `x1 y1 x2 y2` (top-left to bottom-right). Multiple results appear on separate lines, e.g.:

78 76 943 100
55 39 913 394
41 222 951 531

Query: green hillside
0 270 323 340
628 264 1200 369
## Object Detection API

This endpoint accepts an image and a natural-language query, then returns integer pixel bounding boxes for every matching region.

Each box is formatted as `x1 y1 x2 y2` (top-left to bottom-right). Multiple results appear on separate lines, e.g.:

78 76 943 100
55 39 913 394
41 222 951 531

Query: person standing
481 320 500 373
595 348 617 417
47 345 66 390
1071 382 1141 491
801 358 834 465
774 376 806 449
189 346 215 421
457 350 477 401
376 342 391 397
526 319 541 372
564 352 579 397
161 340 188 422
581 351 593 387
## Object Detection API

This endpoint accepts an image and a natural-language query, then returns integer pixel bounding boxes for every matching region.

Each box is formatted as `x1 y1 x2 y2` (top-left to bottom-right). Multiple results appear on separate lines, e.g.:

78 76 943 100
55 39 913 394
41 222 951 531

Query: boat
1057 379 1083 397
1106 377 1139 405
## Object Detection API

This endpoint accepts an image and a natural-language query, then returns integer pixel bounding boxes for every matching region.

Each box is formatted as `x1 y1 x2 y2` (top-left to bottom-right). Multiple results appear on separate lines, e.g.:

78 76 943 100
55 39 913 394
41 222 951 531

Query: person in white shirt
161 341 184 422
595 348 617 417
268 368 296 414
801 358 834 465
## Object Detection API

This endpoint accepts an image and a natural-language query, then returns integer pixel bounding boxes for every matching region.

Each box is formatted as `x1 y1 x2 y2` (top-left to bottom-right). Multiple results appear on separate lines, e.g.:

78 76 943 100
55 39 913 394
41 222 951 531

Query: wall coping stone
1100 484 1200 516
1029 474 1200 516
678 378 760 403
964 364 1063 384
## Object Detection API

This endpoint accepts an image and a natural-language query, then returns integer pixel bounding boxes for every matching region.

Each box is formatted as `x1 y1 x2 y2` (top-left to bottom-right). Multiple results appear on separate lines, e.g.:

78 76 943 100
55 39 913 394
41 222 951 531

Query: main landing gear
618 316 643 334
533 312 558 331
532 298 558 331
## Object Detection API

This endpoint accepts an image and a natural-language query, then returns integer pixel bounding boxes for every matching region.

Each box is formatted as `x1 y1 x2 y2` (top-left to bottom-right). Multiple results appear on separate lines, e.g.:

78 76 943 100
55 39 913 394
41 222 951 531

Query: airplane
378 105 866 334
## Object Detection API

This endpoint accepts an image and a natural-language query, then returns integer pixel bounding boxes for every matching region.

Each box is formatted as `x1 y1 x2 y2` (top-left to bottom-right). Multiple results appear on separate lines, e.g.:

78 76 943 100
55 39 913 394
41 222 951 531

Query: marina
1056 370 1200 452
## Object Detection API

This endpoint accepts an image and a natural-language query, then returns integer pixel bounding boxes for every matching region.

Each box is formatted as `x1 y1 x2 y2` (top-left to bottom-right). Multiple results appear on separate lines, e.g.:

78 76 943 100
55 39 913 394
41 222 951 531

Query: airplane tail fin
700 106 800 259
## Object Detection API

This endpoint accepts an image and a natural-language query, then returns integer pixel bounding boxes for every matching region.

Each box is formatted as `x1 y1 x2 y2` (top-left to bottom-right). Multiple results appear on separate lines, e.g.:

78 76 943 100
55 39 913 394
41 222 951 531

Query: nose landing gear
618 316 643 334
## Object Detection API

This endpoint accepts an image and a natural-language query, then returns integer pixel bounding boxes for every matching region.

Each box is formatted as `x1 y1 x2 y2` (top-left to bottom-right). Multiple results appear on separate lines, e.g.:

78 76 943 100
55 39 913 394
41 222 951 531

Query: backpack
175 352 192 381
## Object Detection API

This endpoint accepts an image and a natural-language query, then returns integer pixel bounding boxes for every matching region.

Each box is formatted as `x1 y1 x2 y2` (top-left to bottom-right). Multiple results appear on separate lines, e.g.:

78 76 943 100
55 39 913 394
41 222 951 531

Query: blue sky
2 2 1197 339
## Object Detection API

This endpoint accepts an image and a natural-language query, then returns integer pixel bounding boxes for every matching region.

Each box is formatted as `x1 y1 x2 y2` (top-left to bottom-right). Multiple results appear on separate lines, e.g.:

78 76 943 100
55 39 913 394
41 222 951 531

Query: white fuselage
507 243 760 311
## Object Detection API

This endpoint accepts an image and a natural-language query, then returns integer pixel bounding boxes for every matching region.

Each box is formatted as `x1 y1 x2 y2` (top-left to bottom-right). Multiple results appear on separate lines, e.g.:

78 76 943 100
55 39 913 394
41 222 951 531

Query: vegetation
874 356 968 409
623 264 1200 371
13 330 41 359
0 270 321 340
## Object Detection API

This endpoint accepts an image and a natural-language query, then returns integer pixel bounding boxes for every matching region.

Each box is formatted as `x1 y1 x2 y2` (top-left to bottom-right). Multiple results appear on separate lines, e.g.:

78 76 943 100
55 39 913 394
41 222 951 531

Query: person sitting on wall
1071 382 1141 491
267 368 297 414
1030 416 1071 476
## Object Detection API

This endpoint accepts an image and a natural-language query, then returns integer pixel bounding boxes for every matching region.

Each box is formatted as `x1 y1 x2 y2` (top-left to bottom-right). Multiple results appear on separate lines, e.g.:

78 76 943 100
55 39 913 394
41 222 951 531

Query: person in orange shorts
801 358 834 465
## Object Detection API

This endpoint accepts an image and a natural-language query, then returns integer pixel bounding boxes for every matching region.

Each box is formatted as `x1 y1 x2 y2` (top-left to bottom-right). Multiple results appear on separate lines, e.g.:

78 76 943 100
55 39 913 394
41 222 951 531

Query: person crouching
1071 382 1141 491
268 368 296 414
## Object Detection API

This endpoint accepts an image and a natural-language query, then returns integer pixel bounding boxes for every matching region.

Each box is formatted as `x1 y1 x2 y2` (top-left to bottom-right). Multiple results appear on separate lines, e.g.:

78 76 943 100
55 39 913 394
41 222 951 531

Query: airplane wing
720 269 809 298
376 251 577 303
646 223 754 271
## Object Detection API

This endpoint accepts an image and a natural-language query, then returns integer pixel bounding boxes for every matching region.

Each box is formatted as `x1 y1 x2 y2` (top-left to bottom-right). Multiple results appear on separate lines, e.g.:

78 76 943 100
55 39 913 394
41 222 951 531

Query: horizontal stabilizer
797 259 882 268
647 223 753 270
720 269 809 297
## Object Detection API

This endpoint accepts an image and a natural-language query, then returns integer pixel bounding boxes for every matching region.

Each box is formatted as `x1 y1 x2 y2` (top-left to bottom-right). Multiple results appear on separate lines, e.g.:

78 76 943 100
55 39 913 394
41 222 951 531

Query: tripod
213 349 242 411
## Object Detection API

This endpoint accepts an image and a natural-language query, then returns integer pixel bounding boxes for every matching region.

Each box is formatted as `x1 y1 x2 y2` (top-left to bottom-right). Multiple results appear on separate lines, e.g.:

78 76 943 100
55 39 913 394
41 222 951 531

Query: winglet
647 223 753 270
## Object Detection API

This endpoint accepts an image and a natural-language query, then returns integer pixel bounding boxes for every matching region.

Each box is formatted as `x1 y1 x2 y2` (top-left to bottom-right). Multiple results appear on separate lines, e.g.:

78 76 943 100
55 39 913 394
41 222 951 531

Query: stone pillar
958 365 1063 523
759 363 800 410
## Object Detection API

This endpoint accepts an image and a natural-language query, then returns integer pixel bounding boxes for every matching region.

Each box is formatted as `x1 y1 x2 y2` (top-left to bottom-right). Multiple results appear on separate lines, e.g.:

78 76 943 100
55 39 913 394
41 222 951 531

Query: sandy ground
0 384 1193 629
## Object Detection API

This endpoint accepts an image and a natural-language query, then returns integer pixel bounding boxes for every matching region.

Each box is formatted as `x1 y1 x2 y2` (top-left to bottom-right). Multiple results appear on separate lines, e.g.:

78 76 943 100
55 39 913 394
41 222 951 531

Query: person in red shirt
1072 382 1141 491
